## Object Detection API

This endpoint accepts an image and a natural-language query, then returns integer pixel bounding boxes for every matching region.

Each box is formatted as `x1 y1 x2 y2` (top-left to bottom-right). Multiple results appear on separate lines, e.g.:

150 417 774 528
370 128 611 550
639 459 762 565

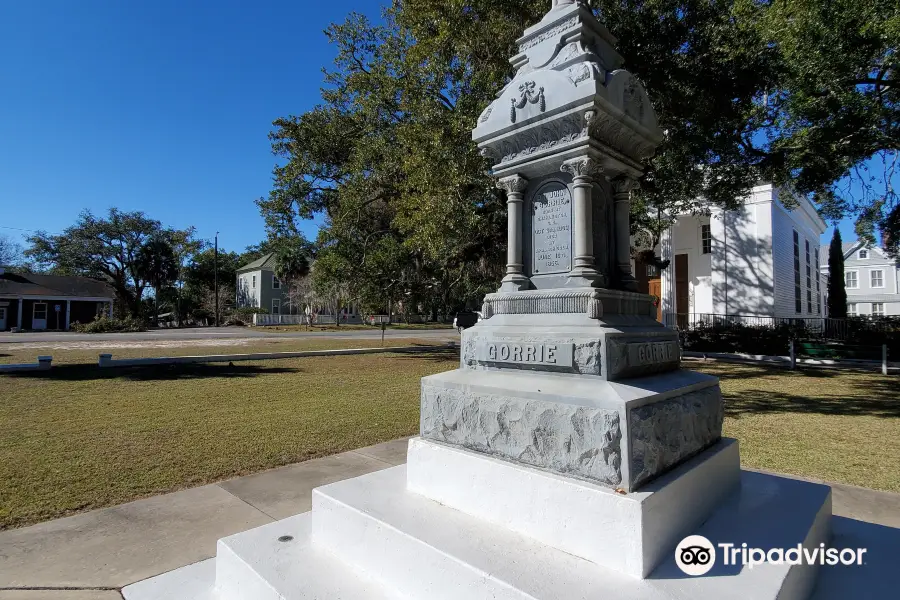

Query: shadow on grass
3 362 302 382
389 346 460 362
691 363 900 419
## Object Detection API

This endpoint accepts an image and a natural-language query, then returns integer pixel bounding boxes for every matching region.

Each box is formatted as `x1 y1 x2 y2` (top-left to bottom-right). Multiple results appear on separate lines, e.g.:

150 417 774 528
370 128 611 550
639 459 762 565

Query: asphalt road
0 326 457 344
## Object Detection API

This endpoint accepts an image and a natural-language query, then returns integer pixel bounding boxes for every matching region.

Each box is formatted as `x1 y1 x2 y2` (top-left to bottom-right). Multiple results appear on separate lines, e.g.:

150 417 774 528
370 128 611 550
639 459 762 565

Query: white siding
770 194 825 318
711 193 775 316
669 215 713 313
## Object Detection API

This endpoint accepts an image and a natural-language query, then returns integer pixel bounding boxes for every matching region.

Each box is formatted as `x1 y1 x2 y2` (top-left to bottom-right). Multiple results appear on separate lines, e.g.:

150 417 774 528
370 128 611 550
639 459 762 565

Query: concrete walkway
1 437 898 599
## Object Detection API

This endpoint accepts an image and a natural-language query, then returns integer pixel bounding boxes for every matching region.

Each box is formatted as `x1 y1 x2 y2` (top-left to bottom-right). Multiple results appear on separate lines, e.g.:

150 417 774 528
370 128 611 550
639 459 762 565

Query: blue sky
0 0 870 257
0 0 384 255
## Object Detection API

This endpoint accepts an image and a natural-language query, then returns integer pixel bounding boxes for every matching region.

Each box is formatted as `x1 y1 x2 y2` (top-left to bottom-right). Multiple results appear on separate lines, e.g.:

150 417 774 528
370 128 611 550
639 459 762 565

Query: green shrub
70 315 147 333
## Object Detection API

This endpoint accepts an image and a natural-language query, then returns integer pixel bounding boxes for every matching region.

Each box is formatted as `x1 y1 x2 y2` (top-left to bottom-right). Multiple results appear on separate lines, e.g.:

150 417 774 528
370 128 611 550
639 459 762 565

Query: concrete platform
124 463 834 600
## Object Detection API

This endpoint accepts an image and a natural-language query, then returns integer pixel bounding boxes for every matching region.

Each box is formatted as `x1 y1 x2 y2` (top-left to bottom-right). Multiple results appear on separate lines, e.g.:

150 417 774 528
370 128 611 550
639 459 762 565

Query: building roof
0 272 115 299
237 252 277 273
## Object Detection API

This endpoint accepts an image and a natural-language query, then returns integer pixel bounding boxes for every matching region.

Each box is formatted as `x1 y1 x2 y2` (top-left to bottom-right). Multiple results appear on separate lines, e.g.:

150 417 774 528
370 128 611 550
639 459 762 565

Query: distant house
0 269 115 331
637 183 828 323
235 253 297 315
234 253 361 323
821 242 900 316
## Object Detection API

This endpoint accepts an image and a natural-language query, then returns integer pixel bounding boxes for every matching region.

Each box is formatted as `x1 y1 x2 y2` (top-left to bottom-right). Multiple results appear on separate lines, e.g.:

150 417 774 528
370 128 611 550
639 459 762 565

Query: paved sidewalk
1 437 898 600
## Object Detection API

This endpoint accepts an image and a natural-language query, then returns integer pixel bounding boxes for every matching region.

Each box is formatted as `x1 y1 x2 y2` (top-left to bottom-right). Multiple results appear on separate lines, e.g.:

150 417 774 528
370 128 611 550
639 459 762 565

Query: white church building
637 183 827 324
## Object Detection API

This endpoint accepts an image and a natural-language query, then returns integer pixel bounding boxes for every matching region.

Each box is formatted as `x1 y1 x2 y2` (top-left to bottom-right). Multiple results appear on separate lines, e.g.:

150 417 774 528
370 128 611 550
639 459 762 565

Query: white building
821 242 900 316
639 184 827 323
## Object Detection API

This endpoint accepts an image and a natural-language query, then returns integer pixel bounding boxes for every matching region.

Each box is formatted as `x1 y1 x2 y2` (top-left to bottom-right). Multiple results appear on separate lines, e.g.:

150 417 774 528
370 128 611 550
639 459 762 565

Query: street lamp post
214 232 220 327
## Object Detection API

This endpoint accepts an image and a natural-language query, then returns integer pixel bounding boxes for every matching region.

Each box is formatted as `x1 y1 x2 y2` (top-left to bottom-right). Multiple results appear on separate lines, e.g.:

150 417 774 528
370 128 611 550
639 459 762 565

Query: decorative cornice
496 175 529 195
561 156 604 181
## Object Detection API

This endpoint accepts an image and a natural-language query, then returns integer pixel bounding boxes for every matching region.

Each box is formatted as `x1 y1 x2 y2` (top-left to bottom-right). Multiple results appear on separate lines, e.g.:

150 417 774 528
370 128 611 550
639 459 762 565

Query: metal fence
663 313 898 341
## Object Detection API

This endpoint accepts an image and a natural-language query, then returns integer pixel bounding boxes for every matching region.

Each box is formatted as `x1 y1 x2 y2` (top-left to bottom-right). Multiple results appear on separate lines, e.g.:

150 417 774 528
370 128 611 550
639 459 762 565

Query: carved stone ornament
561 156 604 181
518 17 580 53
482 109 656 167
510 81 546 123
611 176 640 197
496 175 529 195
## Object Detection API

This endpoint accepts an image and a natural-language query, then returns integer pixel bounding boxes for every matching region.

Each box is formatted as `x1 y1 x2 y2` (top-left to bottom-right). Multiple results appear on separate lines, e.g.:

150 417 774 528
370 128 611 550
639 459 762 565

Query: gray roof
237 253 277 273
0 272 115 299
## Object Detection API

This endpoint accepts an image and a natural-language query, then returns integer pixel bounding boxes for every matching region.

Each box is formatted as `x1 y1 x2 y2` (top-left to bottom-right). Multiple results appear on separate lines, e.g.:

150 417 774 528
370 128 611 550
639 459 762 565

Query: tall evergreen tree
827 229 848 318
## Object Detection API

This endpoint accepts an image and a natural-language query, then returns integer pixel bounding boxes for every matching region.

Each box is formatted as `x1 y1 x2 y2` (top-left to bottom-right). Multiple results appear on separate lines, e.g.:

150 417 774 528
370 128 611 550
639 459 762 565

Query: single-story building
0 269 115 331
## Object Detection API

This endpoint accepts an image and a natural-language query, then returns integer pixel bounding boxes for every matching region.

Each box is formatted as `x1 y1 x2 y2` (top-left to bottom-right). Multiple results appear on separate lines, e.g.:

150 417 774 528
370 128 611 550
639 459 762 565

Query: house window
273 276 281 290
701 224 712 255
871 270 884 288
805 240 812 312
252 275 256 289
859 249 868 259
272 299 280 314
848 303 858 316
793 231 801 313
845 271 858 289
815 249 821 313
873 303 885 316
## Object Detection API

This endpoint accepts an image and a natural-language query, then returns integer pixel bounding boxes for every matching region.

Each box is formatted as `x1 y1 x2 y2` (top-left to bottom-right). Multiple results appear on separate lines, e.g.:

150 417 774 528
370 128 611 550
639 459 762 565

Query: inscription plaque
476 341 575 368
531 182 572 274
608 339 680 379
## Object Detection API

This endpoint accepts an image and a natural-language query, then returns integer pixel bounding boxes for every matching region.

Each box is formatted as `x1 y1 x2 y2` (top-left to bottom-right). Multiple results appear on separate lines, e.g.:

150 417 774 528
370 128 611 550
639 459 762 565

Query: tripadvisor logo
675 535 716 576
675 535 868 576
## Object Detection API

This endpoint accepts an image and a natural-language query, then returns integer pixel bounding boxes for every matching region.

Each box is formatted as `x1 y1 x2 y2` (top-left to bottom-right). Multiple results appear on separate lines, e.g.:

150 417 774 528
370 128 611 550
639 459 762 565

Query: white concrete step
311 465 832 600
123 514 402 600
215 513 402 600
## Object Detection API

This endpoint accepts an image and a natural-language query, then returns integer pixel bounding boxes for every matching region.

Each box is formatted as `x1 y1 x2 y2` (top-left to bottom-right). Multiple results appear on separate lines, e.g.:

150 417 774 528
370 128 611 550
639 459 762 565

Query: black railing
665 312 900 356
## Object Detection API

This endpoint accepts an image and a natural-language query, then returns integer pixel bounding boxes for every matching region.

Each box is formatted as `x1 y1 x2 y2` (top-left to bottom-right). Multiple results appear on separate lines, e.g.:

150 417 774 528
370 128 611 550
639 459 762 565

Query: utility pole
214 232 220 327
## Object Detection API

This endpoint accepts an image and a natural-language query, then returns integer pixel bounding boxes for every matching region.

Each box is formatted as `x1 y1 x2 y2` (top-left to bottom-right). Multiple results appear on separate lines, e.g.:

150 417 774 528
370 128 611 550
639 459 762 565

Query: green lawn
1 355 897 530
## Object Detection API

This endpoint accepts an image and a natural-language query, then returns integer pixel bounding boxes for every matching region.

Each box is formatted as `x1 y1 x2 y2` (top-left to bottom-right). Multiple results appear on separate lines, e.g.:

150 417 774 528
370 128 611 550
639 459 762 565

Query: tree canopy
257 0 897 312
827 228 848 318
26 209 197 316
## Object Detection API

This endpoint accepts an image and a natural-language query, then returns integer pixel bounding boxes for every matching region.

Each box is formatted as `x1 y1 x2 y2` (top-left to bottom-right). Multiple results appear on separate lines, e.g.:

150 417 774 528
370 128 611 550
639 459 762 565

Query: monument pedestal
124 438 834 600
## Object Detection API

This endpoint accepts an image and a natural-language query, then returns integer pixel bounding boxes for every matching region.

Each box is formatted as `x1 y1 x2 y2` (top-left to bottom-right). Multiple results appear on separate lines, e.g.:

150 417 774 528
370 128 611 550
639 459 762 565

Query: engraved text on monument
532 183 572 274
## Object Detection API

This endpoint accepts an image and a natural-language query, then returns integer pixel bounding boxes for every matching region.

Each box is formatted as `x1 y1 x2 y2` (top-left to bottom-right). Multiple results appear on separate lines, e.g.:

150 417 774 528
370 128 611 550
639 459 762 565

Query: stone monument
125 3 838 599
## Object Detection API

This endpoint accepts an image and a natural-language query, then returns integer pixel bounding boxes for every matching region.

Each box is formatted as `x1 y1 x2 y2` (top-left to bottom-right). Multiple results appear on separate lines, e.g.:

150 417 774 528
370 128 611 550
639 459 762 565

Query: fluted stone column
497 174 531 292
560 156 603 287
612 177 639 291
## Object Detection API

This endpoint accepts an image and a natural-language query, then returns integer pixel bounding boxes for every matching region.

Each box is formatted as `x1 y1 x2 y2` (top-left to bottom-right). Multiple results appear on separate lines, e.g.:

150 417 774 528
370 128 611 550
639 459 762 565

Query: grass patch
0 347 459 530
694 362 900 493
0 357 897 530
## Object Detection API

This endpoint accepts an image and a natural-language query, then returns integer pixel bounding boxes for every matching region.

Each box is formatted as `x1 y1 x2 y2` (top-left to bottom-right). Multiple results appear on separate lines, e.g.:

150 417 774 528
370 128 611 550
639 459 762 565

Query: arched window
859 249 869 259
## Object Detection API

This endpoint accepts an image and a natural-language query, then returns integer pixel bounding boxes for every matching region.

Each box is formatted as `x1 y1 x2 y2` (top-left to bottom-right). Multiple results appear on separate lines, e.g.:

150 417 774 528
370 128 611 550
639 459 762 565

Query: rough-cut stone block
421 381 623 486
629 385 724 489
420 368 722 491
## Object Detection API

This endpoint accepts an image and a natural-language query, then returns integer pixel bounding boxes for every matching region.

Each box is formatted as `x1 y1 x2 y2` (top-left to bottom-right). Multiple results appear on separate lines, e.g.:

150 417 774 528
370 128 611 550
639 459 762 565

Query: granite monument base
123 438 836 600
420 367 723 492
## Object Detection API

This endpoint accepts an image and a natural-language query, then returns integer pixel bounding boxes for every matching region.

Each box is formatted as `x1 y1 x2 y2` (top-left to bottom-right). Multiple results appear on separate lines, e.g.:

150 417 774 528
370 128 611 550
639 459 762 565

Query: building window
701 224 712 255
848 303 858 316
873 303 885 316
845 271 858 289
252 275 256 289
858 249 868 259
871 270 884 288
815 249 821 313
273 276 281 290
272 298 280 314
646 264 658 277
793 230 802 313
